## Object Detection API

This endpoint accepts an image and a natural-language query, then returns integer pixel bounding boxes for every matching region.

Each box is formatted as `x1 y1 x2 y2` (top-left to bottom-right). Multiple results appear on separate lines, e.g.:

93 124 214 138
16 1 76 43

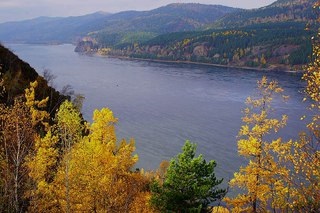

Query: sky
0 0 276 23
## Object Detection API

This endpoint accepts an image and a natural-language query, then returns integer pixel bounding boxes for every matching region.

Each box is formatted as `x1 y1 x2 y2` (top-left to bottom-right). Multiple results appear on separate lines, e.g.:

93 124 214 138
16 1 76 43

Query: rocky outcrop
193 45 208 57
75 37 99 53
75 41 97 53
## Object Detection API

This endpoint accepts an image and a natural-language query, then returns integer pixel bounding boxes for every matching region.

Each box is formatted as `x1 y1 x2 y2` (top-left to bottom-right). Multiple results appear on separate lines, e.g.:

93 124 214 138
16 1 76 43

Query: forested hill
0 44 67 114
95 3 238 34
0 4 238 44
212 0 316 28
81 0 317 71
94 22 313 71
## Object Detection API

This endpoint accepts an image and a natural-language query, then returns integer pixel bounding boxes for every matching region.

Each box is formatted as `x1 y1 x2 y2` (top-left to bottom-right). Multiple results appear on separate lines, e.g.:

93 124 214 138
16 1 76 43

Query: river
7 43 308 181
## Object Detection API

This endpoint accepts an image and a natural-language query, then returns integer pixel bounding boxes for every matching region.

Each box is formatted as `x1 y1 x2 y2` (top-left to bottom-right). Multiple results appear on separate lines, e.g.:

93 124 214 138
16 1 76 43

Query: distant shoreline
93 53 303 73
6 42 303 73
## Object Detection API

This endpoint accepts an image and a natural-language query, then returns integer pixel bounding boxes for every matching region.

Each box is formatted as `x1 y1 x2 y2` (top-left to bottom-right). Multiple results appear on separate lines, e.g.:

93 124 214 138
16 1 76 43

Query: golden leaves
27 106 149 212
90 108 118 144
227 15 320 209
25 81 50 130
225 77 291 212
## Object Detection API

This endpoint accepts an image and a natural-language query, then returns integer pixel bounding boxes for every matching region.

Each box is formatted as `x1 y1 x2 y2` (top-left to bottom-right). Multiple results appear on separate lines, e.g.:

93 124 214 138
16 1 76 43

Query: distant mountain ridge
0 3 238 44
86 0 316 71
0 12 111 43
270 0 310 7
96 3 238 33
213 0 316 28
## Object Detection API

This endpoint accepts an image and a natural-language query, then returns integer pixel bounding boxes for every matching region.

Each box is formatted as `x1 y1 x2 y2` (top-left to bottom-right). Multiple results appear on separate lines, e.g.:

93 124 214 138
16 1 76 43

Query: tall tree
303 1 320 143
225 77 291 212
54 100 83 213
151 140 226 212
52 108 149 212
0 81 49 212
0 99 34 212
24 81 50 132
25 130 60 212
279 3 320 210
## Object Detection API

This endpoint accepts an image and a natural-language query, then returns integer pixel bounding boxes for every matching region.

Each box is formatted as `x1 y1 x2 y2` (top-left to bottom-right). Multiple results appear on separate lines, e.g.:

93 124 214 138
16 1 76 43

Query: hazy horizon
0 0 276 23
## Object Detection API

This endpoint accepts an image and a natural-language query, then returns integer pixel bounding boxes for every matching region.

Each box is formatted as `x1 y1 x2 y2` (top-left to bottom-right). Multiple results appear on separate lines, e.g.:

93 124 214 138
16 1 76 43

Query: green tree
151 140 226 212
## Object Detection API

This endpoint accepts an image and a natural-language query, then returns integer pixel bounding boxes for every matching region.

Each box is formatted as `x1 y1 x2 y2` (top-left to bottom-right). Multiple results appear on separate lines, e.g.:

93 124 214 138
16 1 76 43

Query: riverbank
92 52 303 73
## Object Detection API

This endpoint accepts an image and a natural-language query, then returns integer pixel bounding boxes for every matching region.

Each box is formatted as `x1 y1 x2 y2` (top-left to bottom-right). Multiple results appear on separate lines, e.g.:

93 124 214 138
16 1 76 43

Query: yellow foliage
55 100 83 150
50 108 146 212
26 129 60 212
225 77 291 212
260 54 267 65
129 191 155 213
282 3 320 209
90 108 118 144
182 38 191 46
211 206 230 213
0 98 35 211
26 131 59 183
227 13 320 210
25 80 50 130
303 22 320 140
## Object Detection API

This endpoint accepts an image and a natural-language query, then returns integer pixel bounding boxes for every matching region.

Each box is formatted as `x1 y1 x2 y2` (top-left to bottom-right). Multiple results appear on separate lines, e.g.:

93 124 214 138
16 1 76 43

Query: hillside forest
0 0 318 71
0 1 319 213
74 0 317 71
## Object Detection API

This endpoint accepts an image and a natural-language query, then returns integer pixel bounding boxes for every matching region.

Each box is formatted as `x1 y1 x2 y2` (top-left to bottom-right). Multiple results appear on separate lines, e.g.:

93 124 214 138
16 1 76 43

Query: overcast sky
0 0 276 23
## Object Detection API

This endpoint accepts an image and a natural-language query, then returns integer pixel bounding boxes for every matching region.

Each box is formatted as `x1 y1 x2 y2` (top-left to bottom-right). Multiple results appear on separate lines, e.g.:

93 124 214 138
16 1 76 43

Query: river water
7 43 309 181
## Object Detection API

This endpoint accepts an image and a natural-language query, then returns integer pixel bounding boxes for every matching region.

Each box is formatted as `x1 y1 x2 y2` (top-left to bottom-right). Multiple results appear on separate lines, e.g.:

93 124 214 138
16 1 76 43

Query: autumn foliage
224 3 320 212
225 61 319 212
26 100 153 212
0 40 319 212
224 77 291 212
0 79 226 212
0 81 153 212
0 2 319 212
225 69 319 212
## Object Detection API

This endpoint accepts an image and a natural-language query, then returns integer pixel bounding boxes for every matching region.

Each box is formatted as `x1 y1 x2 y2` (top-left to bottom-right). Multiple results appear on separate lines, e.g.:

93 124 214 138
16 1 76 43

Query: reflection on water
8 43 308 181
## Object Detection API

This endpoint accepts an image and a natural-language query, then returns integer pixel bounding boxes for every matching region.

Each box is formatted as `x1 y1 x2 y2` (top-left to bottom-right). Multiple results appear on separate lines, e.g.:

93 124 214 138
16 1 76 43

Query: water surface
8 44 308 181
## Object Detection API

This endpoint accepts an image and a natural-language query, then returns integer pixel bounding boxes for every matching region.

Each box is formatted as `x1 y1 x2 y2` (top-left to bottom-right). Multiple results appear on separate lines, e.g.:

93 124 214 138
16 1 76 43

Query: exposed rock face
149 45 161 54
74 41 97 52
273 45 299 56
193 45 208 57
